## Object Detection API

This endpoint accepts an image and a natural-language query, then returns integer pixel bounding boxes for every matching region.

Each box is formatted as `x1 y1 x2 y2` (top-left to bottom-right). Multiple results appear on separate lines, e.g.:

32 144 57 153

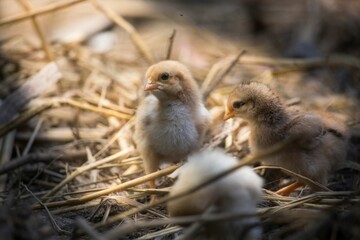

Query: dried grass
0 1 360 240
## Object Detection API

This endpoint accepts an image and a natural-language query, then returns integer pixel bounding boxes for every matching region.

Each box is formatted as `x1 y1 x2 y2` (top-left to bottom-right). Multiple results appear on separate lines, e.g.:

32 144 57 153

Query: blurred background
0 0 360 239
2 0 360 56
1 0 360 110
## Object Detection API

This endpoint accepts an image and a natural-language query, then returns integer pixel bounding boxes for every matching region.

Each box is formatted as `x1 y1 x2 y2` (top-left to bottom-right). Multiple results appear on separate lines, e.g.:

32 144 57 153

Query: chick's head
144 60 199 102
224 82 283 121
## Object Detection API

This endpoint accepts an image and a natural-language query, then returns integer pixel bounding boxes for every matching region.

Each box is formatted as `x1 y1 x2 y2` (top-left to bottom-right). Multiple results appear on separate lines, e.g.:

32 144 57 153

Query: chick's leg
276 181 303 196
149 179 157 202
142 155 160 202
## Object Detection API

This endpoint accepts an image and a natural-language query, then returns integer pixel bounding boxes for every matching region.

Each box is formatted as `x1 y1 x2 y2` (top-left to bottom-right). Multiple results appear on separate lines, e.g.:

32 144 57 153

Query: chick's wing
284 113 325 150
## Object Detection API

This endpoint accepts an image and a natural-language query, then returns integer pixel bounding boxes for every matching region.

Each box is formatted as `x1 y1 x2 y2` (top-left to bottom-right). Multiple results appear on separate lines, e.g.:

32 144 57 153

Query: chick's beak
223 109 235 120
144 81 158 91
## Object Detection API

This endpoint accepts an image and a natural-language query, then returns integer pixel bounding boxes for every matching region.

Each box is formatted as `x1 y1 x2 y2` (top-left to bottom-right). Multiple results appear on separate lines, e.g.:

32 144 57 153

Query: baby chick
224 82 349 195
168 150 263 240
134 60 210 193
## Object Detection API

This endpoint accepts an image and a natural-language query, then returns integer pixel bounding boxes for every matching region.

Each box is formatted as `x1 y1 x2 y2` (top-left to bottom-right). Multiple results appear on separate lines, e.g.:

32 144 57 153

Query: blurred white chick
134 60 210 195
168 150 263 240
224 82 349 195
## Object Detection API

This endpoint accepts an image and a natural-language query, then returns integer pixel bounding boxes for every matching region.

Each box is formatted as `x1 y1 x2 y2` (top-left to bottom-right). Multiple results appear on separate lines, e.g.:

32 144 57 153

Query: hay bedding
0 0 360 239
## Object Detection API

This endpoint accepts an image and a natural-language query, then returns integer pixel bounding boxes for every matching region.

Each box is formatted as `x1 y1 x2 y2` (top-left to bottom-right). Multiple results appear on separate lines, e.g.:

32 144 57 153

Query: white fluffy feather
168 149 263 240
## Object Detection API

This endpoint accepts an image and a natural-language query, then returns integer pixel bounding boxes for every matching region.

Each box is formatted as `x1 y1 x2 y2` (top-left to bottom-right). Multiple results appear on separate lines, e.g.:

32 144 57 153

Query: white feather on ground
168 149 263 240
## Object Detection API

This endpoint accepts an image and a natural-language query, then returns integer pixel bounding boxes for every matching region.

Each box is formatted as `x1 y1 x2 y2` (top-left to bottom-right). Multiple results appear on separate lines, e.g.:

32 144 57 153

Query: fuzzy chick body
134 61 210 180
225 82 349 191
168 150 263 240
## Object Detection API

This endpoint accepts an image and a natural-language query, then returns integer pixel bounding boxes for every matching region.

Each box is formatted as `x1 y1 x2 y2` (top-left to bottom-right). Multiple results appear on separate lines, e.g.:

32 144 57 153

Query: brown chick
134 60 210 196
168 150 263 240
224 82 349 195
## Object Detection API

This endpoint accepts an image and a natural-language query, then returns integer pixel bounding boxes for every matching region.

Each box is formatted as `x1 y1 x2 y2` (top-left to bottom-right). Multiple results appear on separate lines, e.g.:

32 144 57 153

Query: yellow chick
224 82 349 195
168 150 263 240
134 60 210 193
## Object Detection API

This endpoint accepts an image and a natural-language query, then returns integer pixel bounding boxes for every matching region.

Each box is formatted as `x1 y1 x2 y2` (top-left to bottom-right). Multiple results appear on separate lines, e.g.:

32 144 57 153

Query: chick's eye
160 72 170 81
233 101 245 109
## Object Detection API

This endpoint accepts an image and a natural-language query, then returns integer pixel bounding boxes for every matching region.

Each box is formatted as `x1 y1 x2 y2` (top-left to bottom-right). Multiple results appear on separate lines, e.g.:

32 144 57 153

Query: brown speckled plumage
225 82 349 190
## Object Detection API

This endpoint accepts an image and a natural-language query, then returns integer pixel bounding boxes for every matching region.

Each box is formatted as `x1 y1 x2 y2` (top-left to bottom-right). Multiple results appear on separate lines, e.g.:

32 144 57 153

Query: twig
56 195 165 219
102 204 112 224
103 211 258 239
95 137 295 228
33 163 179 209
42 168 65 179
76 91 135 115
21 183 71 235
89 0 154 64
0 0 87 27
347 119 360 127
0 97 132 139
253 166 331 191
42 148 134 198
263 191 358 219
16 0 53 61
16 127 108 142
88 198 108 222
0 62 61 127
166 29 176 60
126 187 170 194
22 117 43 155
111 195 168 219
86 147 98 183
264 191 357 204
0 102 54 138
201 50 246 99
0 149 86 175
51 200 102 215
138 226 182 240
75 217 106 240
60 99 132 120
240 54 360 70
96 161 142 170
0 131 16 191
55 187 106 198
286 192 360 240
94 119 134 158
